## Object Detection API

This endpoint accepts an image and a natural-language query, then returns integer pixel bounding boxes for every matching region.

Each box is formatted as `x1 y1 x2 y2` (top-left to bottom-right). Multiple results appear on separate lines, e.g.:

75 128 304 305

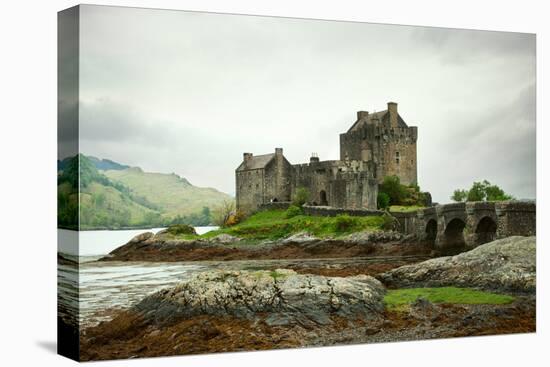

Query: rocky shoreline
79 236 536 361
100 230 433 262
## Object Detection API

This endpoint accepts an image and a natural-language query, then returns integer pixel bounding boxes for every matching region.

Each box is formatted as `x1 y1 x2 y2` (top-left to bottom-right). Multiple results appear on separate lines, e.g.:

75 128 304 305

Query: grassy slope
80 182 158 229
104 168 232 217
384 287 515 311
389 205 426 213
172 209 386 241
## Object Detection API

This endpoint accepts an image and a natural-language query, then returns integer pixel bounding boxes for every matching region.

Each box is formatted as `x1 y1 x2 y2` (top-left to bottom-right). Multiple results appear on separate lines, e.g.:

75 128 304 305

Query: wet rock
281 232 319 244
129 232 154 243
344 231 403 244
134 269 386 327
208 234 241 244
379 236 535 293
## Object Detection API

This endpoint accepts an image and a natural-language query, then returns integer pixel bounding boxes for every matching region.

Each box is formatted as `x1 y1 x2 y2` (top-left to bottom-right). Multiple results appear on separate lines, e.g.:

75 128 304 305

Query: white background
0 0 547 365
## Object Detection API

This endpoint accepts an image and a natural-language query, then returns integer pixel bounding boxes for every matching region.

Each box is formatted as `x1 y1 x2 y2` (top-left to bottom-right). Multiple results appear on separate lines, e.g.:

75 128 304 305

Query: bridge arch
474 216 497 246
442 217 466 248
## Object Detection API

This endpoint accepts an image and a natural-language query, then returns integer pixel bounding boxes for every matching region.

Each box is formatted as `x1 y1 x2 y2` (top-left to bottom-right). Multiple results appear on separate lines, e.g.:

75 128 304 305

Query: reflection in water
59 260 206 328
57 226 217 329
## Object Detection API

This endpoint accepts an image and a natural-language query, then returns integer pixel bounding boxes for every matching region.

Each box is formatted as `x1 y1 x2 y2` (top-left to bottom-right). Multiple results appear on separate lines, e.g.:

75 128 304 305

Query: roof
236 153 275 171
347 110 408 132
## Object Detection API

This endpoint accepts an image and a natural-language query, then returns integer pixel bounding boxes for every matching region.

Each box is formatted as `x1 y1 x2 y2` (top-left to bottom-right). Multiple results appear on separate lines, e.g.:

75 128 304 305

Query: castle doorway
319 190 328 206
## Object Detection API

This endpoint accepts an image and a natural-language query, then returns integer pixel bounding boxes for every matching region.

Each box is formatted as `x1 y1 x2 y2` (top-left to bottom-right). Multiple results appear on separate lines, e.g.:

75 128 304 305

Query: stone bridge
393 201 536 249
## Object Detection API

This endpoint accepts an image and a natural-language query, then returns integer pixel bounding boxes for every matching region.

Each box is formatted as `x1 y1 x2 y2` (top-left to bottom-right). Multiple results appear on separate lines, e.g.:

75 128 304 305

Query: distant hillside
104 167 232 219
58 155 129 172
57 155 233 230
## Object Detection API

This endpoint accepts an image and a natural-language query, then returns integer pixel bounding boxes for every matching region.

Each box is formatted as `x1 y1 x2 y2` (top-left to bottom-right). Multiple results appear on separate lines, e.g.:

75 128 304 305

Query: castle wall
291 160 378 210
379 126 418 185
340 123 417 185
264 152 293 203
236 169 265 213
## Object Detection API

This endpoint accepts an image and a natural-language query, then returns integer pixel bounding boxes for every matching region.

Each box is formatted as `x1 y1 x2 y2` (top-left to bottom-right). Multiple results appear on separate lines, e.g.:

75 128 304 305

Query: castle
235 102 418 213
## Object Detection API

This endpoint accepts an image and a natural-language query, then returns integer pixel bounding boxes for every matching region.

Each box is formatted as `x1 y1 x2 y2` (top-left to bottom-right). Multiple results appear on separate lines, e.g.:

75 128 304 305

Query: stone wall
390 211 419 235
338 107 418 186
236 168 265 214
379 126 418 185
264 151 293 204
258 202 292 211
495 201 536 238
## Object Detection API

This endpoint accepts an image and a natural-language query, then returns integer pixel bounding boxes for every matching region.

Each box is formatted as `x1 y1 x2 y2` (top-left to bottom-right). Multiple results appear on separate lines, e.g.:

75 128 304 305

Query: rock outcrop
379 236 535 293
134 269 386 327
102 229 432 262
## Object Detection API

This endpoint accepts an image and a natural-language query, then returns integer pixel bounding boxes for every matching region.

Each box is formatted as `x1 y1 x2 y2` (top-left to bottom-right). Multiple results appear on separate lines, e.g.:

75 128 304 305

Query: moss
384 287 515 311
171 209 385 243
166 224 197 235
268 270 289 280
389 205 425 213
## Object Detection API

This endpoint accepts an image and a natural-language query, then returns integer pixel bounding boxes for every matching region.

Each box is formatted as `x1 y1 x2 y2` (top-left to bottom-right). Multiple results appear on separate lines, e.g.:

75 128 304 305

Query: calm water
58 226 217 328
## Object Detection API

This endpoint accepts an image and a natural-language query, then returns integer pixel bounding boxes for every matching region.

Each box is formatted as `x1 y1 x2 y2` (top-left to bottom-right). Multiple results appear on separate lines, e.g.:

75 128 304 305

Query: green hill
104 167 231 219
57 155 233 230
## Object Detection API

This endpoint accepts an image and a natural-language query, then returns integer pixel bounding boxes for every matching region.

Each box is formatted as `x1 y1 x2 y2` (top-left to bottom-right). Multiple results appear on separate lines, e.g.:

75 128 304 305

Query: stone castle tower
236 102 418 213
340 102 418 185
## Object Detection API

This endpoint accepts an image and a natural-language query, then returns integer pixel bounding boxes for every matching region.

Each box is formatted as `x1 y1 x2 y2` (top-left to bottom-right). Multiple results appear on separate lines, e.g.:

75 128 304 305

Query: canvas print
57 5 536 361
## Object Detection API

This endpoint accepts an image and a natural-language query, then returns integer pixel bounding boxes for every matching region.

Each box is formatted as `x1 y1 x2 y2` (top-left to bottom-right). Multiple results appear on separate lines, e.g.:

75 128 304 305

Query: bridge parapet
436 202 466 214
417 207 436 218
465 201 495 214
495 201 536 238
415 200 536 251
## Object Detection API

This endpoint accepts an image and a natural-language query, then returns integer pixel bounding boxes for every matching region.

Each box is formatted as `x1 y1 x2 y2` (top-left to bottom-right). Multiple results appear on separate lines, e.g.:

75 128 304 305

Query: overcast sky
70 5 536 202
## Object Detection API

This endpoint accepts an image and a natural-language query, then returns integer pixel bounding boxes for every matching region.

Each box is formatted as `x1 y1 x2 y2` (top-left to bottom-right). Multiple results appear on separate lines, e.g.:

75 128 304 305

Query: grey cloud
75 5 536 202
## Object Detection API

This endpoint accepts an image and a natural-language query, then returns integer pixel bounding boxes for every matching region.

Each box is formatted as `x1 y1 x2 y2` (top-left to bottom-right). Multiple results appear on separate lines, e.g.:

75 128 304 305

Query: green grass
384 287 515 311
389 205 426 213
173 209 385 241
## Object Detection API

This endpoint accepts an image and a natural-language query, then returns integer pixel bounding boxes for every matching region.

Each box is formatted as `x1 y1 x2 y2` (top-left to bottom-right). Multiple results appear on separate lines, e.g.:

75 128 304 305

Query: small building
236 102 418 213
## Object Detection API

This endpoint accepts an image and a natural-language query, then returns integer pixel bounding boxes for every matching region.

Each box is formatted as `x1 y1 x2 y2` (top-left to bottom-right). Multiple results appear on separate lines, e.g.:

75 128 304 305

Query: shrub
285 205 303 218
292 187 310 206
377 192 390 210
379 176 408 205
381 212 399 231
225 210 246 227
167 223 197 235
212 200 236 227
334 214 358 232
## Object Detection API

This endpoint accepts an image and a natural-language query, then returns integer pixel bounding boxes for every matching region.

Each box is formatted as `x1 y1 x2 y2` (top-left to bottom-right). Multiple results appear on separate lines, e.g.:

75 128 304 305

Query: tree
212 200 236 227
467 181 487 201
379 176 408 205
485 183 514 201
451 189 468 202
292 187 310 206
377 192 390 210
451 180 514 202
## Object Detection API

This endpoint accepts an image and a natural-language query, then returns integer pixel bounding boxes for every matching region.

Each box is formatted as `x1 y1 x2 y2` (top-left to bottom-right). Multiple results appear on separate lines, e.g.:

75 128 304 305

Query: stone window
395 151 400 164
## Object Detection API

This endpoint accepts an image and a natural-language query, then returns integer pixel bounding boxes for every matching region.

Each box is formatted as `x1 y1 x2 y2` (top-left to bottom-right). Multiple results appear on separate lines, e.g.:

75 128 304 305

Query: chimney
387 102 398 127
310 152 319 163
275 148 283 156
357 111 369 120
243 152 253 162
